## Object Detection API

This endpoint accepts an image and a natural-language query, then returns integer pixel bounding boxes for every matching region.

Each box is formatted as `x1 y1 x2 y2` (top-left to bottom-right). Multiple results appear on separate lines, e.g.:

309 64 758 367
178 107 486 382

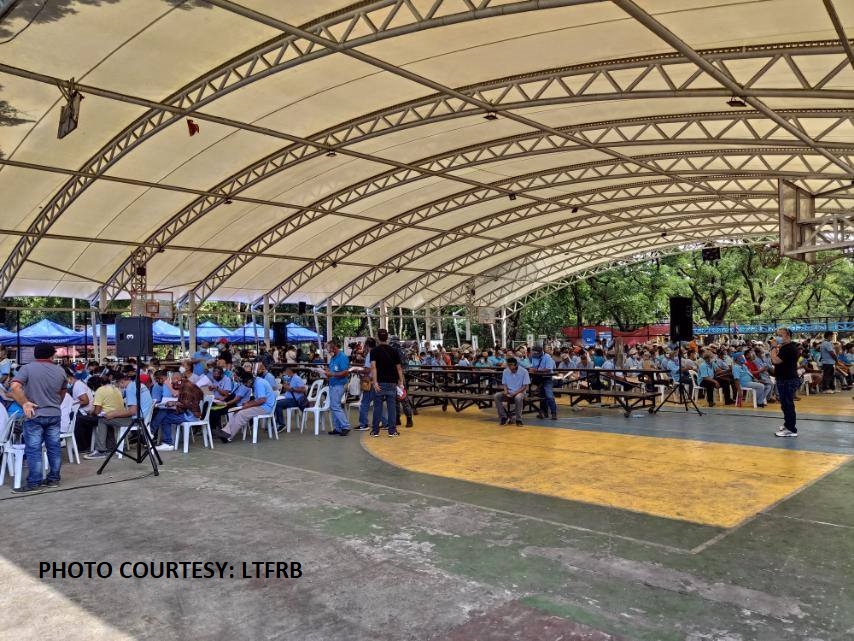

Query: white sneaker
822 390 835 395
155 444 175 451
775 427 798 437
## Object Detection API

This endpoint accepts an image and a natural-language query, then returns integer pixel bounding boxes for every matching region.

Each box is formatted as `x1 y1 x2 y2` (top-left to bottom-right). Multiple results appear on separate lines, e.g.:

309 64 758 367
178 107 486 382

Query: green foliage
516 247 853 337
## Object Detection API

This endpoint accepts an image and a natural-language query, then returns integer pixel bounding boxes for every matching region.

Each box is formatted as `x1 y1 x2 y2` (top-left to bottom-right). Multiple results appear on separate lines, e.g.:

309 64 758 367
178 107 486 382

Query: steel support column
262 295 270 349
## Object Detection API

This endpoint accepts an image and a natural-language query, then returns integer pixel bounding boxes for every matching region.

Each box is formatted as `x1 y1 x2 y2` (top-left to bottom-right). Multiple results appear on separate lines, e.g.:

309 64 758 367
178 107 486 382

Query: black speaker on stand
116 316 153 358
98 316 161 476
669 296 693 342
654 297 702 416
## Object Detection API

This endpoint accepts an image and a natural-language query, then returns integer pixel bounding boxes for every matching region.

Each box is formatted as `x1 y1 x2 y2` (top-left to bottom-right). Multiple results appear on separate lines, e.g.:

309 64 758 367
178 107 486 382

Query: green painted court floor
2 407 853 641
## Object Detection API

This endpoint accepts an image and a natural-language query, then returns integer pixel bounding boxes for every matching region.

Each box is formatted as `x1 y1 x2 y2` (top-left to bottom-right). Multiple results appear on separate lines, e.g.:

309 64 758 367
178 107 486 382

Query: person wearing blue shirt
192 342 210 377
487 351 504 367
529 345 557 420
256 362 278 393
732 353 767 406
209 366 234 401
818 331 838 393
0 347 11 386
697 352 721 407
208 378 250 431
217 371 276 442
276 365 307 428
150 370 168 403
494 357 530 426
324 340 351 435
123 375 154 423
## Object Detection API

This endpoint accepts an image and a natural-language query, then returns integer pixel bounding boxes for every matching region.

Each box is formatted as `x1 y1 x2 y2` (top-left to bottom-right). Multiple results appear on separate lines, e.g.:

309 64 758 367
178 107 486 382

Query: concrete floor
2 401 853 641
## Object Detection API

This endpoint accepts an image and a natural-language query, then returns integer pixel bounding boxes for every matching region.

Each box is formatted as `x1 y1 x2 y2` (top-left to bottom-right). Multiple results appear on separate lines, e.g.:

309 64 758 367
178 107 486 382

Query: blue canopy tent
0 327 16 345
151 320 183 344
8 319 85 346
98 320 182 345
227 322 321 345
229 321 273 344
286 322 321 343
194 320 233 343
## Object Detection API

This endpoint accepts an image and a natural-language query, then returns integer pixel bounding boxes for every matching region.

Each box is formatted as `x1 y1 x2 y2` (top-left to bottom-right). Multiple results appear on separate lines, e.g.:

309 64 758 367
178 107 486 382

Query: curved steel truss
3 0 854 308
86 42 854 307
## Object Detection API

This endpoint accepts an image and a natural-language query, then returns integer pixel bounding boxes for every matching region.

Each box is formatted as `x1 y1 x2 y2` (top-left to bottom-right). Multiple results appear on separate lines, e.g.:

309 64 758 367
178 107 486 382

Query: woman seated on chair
149 377 203 451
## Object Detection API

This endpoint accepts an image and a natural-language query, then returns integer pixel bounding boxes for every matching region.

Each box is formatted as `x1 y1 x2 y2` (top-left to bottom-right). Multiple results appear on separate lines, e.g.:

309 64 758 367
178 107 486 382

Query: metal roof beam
612 0 854 176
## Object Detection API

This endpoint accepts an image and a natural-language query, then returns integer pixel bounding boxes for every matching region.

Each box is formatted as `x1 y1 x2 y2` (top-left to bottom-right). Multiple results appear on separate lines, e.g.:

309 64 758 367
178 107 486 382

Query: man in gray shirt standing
10 344 67 493
819 331 838 393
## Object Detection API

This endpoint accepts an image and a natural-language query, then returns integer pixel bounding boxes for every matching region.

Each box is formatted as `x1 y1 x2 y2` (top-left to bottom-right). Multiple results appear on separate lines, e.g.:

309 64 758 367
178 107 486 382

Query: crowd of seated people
1 331 850 461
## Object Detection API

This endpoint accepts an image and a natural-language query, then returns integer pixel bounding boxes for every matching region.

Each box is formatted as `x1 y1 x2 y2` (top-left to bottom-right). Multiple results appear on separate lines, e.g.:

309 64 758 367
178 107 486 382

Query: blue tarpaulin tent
195 320 233 342
229 322 273 344
228 322 320 344
7 319 84 345
0 327 16 344
285 322 321 343
152 320 183 344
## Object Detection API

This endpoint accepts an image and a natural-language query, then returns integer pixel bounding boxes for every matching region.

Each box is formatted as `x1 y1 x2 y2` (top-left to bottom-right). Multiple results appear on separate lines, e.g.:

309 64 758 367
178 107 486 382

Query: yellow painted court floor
702 390 854 417
364 409 850 529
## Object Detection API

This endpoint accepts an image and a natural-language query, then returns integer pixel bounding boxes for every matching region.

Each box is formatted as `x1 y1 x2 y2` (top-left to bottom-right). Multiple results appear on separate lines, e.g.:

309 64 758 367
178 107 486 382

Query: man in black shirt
771 327 800 437
370 328 404 438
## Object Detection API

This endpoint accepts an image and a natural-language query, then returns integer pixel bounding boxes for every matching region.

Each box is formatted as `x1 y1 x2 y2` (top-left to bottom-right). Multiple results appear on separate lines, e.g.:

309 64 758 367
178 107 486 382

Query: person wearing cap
732 352 767 407
9 344 67 492
530 345 557 420
495 357 530 426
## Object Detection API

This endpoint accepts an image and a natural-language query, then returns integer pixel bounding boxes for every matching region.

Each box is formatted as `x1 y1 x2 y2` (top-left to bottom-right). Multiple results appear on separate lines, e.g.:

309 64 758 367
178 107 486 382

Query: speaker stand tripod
653 348 703 416
97 357 162 475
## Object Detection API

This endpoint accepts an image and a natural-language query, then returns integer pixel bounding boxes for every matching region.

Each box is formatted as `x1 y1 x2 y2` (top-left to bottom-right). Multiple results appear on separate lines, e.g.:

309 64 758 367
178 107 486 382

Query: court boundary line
363 413 852 553
689 458 852 554
207 447 699 556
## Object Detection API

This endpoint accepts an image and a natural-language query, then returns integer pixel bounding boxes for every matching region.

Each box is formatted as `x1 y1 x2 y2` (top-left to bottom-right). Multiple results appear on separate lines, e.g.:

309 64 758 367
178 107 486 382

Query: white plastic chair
175 397 214 453
347 390 363 424
244 412 278 444
306 379 323 403
283 405 302 434
59 395 80 464
687 370 700 402
301 387 331 435
0 404 24 487
739 386 758 408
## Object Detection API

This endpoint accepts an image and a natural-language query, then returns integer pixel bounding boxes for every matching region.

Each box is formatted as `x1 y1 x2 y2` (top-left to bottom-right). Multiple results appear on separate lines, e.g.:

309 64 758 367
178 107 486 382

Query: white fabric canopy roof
1 0 852 313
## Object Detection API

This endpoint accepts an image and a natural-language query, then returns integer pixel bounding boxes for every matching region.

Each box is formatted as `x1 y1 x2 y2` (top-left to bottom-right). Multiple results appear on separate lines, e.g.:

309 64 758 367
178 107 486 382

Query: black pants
700 380 720 405
714 376 734 403
209 407 230 431
821 364 835 391
74 412 100 451
777 378 800 433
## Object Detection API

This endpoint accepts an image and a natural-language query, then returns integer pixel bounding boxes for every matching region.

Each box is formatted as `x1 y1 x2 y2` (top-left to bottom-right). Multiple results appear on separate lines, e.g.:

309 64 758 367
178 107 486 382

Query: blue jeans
539 380 557 416
23 415 61 486
372 383 397 432
275 396 303 426
358 388 375 427
777 378 800 432
150 409 189 445
328 384 350 431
